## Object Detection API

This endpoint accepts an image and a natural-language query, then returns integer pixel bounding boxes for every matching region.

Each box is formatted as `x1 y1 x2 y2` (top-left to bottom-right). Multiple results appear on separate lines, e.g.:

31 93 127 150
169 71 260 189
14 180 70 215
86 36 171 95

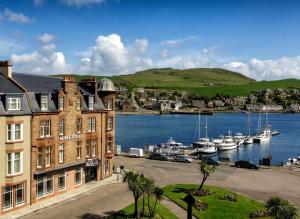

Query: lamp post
184 194 196 219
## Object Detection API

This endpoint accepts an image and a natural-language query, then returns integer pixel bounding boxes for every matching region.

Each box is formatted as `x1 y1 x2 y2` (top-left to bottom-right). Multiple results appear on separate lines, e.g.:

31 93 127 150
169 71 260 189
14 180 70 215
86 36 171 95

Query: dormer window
59 96 64 111
7 98 21 111
41 96 48 110
88 96 94 110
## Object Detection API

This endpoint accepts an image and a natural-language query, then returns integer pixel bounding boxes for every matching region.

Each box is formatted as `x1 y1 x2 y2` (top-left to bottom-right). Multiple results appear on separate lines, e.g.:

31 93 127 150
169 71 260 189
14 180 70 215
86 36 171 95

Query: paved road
21 156 300 219
21 183 132 219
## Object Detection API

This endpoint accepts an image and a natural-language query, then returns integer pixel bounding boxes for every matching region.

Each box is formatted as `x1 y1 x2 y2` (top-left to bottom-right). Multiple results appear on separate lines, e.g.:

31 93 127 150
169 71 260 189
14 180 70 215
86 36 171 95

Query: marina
116 113 300 165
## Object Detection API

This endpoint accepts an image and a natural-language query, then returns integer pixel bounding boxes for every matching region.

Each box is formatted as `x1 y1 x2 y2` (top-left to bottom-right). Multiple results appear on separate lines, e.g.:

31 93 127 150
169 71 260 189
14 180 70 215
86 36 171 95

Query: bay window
76 97 81 110
2 183 25 210
92 140 97 157
107 99 113 110
76 141 81 159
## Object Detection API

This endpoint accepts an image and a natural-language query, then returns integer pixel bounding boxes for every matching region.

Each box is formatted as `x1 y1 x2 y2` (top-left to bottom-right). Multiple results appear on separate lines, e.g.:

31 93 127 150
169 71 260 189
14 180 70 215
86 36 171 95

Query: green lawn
164 184 271 219
110 196 179 219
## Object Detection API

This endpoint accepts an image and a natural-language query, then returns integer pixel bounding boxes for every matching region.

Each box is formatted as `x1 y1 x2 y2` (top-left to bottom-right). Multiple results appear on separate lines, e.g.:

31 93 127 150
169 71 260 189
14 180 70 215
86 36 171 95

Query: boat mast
205 116 208 139
198 111 201 139
257 108 261 135
248 109 251 136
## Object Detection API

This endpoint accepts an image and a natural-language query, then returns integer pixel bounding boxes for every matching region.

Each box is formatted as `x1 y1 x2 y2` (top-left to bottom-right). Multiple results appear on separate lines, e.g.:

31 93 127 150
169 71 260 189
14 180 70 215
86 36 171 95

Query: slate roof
12 73 106 112
0 74 31 115
13 73 63 92
0 74 23 93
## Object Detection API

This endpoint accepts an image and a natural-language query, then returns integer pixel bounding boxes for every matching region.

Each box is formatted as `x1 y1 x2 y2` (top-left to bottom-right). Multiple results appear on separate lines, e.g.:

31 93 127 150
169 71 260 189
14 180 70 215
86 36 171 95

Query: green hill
117 68 255 88
53 68 300 97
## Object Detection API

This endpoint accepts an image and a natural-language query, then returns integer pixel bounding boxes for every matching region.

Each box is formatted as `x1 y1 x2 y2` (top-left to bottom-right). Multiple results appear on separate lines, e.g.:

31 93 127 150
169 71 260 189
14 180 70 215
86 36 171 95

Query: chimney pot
0 60 12 78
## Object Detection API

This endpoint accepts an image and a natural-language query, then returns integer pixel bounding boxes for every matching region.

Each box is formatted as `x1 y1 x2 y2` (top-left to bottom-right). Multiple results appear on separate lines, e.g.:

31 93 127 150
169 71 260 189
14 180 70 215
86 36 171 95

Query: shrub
193 200 208 211
220 194 237 202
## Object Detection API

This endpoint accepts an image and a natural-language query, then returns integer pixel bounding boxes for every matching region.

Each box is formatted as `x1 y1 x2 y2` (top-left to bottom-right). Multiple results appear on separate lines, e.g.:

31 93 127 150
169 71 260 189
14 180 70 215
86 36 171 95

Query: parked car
201 157 221 166
235 160 259 169
173 155 193 163
149 153 169 161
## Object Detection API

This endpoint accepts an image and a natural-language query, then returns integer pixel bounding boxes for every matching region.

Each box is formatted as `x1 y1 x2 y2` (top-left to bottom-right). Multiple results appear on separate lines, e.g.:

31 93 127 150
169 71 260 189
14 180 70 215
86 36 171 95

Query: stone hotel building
0 61 116 214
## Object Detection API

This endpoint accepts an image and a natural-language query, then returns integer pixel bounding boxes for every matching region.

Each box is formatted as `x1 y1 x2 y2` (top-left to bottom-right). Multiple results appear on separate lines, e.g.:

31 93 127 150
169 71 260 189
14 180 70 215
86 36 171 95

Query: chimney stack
0 60 12 78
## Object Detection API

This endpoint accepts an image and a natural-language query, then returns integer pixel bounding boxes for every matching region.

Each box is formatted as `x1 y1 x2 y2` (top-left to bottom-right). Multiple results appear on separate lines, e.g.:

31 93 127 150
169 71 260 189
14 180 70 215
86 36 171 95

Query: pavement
5 156 300 219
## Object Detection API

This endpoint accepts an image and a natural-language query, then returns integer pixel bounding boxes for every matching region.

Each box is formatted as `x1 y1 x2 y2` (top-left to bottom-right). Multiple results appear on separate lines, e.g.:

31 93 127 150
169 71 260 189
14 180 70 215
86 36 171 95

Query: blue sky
0 0 300 80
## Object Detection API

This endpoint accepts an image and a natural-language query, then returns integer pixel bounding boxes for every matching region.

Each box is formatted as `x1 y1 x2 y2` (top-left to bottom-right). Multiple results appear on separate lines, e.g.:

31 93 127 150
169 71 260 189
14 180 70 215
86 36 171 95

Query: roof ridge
13 72 63 80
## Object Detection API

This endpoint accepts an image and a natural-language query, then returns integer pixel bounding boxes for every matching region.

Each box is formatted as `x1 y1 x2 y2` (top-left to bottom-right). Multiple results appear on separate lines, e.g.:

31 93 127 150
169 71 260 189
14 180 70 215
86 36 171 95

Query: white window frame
88 96 94 110
76 118 82 133
59 96 64 111
59 119 64 136
6 152 23 176
59 144 64 164
45 146 51 167
7 98 21 111
6 123 23 142
41 96 48 110
2 186 13 210
37 147 43 168
88 118 96 132
76 142 81 159
36 175 54 198
15 183 25 206
107 99 113 110
92 140 96 157
107 117 113 130
58 172 66 191
86 141 91 158
75 168 82 185
107 137 113 152
40 120 51 138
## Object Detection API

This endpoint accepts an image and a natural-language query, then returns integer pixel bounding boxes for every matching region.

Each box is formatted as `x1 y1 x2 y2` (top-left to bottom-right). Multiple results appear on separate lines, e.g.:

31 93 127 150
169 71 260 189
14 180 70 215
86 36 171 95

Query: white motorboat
213 135 224 145
233 133 245 146
253 127 271 143
195 143 217 154
218 132 238 151
244 136 253 144
253 109 271 143
161 137 188 149
193 138 210 148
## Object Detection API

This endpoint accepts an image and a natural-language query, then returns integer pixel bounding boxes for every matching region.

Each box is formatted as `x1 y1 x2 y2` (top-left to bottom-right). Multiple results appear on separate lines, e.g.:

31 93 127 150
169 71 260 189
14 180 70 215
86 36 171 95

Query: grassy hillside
53 68 300 97
118 68 255 88
179 78 300 97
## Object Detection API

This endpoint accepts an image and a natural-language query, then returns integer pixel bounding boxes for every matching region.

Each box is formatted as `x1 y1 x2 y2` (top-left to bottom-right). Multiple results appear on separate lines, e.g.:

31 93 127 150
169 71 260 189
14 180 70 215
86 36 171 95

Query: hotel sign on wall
59 134 82 141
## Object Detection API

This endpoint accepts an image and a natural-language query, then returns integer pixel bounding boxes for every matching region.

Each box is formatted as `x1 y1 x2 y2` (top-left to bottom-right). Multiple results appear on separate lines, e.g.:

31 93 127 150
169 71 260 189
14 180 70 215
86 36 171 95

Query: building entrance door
85 167 97 183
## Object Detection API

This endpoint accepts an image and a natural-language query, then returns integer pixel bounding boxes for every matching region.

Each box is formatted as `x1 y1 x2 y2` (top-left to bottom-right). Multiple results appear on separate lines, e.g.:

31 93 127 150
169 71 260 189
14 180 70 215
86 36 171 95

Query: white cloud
223 56 300 80
38 33 55 44
61 0 105 7
11 38 70 74
75 34 153 75
1 8 31 24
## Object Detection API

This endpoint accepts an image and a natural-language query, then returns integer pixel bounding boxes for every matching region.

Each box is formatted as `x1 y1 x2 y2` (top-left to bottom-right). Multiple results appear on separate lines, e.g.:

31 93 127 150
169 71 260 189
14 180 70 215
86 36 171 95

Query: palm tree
123 170 144 219
151 186 164 217
199 161 216 190
266 196 298 219
140 174 154 216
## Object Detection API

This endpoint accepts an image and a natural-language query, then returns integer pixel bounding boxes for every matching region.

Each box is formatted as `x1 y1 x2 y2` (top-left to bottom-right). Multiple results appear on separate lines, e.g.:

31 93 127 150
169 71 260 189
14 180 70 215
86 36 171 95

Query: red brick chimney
0 60 12 78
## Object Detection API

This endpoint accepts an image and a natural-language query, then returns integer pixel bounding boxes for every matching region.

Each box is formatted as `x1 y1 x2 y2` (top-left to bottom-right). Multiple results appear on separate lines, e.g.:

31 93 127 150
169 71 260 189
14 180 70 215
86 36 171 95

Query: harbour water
116 113 300 165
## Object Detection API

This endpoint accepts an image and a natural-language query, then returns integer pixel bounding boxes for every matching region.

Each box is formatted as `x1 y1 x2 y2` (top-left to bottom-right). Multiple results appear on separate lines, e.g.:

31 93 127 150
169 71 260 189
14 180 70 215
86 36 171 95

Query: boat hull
218 144 237 151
